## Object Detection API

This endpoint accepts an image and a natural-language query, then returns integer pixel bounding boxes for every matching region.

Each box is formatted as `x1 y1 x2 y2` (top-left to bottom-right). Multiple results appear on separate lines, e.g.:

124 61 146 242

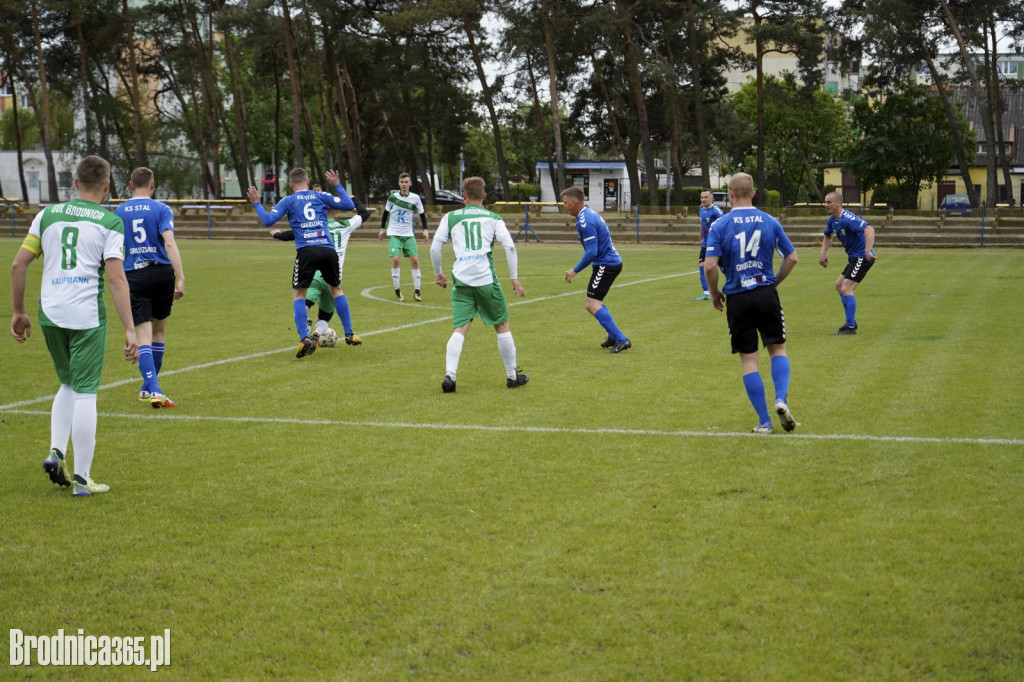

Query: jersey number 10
462 221 483 250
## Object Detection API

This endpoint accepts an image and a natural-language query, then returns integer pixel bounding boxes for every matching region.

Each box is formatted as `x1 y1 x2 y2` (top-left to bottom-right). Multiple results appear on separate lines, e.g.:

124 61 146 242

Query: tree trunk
525 53 559 203
685 0 711 187
29 1 59 202
223 32 252 194
924 52 979 208
755 21 767 207
121 0 148 168
541 1 566 193
330 57 365 197
8 65 29 202
987 19 1014 206
281 0 304 168
463 15 509 197
623 22 659 209
938 0 997 208
74 19 94 152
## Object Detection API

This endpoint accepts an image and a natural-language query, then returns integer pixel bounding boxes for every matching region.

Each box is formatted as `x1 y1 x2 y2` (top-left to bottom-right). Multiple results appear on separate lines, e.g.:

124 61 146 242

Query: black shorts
842 257 873 283
293 246 340 289
725 285 786 355
586 263 622 301
126 264 175 325
698 246 707 264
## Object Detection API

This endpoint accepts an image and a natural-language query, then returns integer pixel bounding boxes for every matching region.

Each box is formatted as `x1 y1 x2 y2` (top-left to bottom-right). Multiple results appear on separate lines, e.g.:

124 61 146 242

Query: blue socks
770 355 790 404
151 342 165 374
334 294 353 335
593 306 626 343
841 294 857 327
294 299 308 339
742 372 772 426
699 265 708 292
138 345 160 394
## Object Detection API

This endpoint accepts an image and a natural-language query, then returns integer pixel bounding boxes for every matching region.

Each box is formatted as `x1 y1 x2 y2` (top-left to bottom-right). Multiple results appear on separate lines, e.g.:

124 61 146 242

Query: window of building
977 142 1013 156
996 60 1020 76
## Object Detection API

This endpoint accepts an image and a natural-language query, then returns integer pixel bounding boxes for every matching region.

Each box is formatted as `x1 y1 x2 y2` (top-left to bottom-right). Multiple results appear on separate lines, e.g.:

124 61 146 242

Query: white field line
0 270 691 411
2 409 1022 446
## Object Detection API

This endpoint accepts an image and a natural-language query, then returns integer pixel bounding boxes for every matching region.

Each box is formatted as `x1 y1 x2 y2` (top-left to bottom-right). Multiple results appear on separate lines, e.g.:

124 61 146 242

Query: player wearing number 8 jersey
704 172 798 434
430 176 527 392
10 155 138 496
246 168 354 358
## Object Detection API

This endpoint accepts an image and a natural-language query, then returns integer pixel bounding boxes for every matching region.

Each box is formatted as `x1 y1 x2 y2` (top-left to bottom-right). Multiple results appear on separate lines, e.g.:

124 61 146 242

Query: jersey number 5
734 229 761 258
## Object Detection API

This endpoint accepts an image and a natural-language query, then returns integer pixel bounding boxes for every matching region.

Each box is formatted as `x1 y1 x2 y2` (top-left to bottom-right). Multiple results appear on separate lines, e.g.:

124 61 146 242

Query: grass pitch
1 238 1022 680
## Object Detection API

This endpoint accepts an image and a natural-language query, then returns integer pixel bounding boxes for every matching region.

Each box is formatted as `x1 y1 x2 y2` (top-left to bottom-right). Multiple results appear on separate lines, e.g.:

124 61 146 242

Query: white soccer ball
319 328 338 348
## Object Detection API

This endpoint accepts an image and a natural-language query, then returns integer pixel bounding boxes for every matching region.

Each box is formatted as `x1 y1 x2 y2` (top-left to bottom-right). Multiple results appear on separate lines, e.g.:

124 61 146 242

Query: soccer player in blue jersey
273 198 371 345
115 168 185 408
246 168 355 358
704 173 798 434
696 188 724 300
820 192 876 335
561 186 631 354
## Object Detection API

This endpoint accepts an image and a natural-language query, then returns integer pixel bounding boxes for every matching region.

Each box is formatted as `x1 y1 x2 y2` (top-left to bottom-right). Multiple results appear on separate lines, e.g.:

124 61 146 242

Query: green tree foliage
846 84 974 209
730 73 851 205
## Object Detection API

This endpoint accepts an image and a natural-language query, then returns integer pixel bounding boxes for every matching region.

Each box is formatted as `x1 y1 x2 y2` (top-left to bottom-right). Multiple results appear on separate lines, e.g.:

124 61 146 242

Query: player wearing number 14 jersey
704 172 798 434
430 176 527 392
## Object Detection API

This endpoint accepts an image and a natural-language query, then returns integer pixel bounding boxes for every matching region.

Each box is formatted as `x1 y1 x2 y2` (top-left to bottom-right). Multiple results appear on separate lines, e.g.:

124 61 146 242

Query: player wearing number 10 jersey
430 176 527 392
704 172 798 434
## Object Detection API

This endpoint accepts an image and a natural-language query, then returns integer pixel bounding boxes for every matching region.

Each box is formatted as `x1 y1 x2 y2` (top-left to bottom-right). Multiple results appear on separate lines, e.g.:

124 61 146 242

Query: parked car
432 189 465 206
712 191 730 210
939 194 972 216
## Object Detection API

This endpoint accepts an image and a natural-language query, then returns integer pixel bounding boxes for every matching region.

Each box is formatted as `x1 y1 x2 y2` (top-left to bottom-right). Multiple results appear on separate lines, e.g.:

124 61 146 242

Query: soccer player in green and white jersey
378 172 429 301
10 155 139 497
430 176 528 392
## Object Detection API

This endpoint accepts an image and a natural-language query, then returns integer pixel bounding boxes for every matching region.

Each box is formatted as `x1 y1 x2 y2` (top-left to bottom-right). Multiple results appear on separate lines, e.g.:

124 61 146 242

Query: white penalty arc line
0 270 691 411
2 409 1022 446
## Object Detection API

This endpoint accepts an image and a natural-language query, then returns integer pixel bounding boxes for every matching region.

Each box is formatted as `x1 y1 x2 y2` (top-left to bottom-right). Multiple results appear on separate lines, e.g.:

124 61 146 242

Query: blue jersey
572 207 622 272
825 210 873 258
706 207 795 296
255 183 354 250
699 204 724 248
115 197 175 271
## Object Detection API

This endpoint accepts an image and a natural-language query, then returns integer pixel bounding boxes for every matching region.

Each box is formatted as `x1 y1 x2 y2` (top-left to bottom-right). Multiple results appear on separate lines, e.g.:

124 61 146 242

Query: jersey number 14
734 229 761 257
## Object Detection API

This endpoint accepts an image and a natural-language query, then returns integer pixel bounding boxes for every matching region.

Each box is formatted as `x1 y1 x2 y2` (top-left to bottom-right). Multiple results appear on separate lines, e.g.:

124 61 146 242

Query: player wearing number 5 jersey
10 155 138 496
704 172 798 434
246 168 354 358
430 176 527 392
115 167 185 408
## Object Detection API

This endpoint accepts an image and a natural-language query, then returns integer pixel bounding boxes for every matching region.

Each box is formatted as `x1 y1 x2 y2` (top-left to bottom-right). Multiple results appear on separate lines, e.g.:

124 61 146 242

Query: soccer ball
319 328 338 348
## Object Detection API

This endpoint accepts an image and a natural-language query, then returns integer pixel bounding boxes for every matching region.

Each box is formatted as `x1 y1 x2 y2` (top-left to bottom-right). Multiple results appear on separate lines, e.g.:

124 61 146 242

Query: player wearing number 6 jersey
246 168 354 358
10 155 138 496
430 176 527 392
115 167 185 408
704 172 798 434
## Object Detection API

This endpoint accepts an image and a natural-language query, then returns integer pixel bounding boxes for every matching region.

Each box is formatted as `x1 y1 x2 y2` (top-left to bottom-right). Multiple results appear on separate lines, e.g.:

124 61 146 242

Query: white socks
412 269 421 290
51 384 99 480
497 331 517 378
50 384 74 452
391 267 401 289
446 332 465 377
